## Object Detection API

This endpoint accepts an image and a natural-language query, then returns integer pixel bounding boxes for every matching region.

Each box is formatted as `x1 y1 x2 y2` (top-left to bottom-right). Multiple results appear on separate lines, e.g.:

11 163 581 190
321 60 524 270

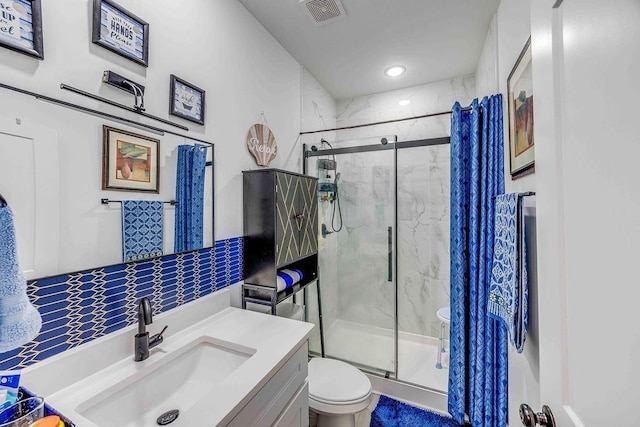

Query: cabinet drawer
227 342 308 427
274 382 309 427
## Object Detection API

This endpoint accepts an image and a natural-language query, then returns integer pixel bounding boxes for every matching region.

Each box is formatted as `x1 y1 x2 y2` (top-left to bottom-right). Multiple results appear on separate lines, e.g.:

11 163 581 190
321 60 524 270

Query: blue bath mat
370 395 461 427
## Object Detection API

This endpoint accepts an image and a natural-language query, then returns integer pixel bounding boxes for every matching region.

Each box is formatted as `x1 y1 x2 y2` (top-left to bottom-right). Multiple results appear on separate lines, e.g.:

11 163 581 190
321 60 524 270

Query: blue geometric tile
37 300 70 314
34 335 69 352
32 283 71 297
0 237 244 371
78 330 95 341
103 269 128 283
103 263 126 274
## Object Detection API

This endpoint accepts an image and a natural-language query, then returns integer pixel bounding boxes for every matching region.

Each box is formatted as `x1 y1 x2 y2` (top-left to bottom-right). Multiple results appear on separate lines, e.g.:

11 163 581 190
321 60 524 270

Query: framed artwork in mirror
92 0 149 67
507 37 535 179
169 75 205 125
102 126 159 193
0 0 44 59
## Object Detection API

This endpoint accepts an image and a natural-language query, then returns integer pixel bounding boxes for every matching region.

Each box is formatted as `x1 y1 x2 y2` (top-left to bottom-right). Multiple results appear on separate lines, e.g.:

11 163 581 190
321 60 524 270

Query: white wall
0 0 302 275
475 0 539 423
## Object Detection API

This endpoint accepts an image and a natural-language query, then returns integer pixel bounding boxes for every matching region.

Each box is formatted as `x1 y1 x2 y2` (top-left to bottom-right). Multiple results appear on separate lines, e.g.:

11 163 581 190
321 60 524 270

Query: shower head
320 138 333 149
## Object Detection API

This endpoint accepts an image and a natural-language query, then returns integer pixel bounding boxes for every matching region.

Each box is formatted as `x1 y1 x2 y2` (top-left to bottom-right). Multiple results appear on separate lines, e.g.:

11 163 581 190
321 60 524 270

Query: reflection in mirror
0 89 214 280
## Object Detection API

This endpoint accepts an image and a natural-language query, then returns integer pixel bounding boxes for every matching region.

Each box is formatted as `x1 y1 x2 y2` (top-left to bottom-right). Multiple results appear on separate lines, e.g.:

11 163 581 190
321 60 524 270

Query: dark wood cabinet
242 169 318 314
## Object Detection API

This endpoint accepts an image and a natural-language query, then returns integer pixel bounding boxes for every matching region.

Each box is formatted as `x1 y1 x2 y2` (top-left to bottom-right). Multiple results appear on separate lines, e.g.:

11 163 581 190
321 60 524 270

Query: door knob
519 404 556 427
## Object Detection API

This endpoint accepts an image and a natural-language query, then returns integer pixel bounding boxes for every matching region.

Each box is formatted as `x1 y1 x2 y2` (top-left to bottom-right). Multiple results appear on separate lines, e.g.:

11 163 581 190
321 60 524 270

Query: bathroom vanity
20 289 314 426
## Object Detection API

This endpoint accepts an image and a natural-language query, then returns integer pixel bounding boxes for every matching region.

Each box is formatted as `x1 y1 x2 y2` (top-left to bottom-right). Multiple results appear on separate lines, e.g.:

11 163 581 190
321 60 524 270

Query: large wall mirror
0 91 214 280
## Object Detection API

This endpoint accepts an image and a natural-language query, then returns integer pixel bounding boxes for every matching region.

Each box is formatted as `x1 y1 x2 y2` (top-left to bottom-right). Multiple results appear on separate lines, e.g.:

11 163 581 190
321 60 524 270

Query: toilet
308 357 372 427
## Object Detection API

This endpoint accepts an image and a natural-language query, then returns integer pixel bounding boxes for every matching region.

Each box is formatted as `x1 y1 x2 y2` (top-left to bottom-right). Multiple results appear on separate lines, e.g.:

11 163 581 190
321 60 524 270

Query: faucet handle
149 325 168 348
157 325 168 337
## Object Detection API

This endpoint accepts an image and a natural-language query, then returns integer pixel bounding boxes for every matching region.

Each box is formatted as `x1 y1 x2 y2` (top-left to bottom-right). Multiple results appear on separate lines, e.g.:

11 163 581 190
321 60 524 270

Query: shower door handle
387 226 393 282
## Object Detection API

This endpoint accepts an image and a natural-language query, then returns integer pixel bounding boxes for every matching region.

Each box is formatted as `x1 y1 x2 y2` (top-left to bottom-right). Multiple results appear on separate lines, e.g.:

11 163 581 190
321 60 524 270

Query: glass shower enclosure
305 135 451 392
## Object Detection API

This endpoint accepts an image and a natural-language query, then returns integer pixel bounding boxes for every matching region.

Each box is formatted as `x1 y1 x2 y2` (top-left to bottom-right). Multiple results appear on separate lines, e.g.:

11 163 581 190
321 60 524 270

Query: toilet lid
308 358 371 404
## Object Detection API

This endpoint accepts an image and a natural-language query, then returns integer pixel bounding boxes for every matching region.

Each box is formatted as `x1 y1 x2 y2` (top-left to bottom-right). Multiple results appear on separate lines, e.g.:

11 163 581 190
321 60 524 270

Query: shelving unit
241 169 318 315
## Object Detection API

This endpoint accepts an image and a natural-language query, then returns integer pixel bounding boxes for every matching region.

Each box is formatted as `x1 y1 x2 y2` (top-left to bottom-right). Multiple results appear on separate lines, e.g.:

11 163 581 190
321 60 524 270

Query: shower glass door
308 138 397 376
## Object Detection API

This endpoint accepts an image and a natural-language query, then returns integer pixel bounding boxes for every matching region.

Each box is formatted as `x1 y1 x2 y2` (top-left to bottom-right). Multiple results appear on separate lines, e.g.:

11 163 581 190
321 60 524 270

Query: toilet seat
308 358 372 409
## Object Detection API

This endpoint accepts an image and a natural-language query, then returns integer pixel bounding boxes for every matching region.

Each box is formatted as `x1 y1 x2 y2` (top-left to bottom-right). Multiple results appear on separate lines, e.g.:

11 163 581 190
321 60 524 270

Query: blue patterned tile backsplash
0 237 243 370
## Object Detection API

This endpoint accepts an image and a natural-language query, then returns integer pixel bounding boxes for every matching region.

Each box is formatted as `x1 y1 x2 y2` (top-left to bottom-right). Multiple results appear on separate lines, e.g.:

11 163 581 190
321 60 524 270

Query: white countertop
21 290 314 426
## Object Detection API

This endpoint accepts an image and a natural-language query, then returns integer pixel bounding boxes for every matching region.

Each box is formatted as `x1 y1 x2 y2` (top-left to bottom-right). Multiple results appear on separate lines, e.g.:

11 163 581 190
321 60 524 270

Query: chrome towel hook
0 193 7 207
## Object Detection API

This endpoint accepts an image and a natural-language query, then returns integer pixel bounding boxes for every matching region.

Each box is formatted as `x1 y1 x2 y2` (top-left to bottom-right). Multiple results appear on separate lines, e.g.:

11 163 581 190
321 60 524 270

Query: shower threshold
314 319 449 393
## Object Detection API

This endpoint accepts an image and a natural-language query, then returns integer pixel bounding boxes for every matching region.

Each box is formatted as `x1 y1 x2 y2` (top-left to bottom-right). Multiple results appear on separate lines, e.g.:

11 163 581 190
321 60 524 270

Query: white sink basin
76 336 256 427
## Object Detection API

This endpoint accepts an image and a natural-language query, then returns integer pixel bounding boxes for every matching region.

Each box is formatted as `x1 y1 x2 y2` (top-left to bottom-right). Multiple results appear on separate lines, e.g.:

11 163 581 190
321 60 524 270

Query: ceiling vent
299 0 347 26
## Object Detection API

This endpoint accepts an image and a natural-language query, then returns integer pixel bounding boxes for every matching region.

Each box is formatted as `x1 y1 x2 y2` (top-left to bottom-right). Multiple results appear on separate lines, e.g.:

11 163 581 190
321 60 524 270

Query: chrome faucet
134 297 167 362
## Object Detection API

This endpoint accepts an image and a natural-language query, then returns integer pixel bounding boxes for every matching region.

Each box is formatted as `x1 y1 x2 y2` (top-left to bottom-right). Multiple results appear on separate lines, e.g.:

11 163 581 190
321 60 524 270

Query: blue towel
488 193 528 353
122 200 164 262
0 206 42 352
276 269 303 292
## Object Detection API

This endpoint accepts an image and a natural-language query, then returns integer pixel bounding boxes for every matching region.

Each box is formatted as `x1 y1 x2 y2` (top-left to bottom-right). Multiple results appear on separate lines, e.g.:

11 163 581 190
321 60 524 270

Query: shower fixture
317 139 343 235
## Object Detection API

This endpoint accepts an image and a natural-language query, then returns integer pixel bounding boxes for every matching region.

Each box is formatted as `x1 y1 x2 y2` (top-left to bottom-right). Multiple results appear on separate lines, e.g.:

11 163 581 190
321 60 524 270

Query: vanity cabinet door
227 343 308 427
273 382 309 427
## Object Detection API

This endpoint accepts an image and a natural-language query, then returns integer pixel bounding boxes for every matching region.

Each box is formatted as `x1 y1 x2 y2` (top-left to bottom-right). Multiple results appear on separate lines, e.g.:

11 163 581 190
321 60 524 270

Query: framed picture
169 75 205 125
92 0 149 67
0 0 44 59
507 37 535 178
102 126 159 193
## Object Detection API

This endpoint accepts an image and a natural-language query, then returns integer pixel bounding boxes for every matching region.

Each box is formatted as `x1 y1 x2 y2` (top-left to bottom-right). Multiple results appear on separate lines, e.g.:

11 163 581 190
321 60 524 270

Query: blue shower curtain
448 95 508 427
174 144 207 253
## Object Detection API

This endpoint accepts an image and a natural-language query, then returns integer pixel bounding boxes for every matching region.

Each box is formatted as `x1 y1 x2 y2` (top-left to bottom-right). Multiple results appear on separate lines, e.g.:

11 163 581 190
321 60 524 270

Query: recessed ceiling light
385 65 406 77
399 100 411 106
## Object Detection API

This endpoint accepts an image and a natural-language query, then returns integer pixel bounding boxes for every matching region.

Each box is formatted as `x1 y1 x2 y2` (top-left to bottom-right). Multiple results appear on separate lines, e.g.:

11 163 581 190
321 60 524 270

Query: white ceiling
237 0 500 100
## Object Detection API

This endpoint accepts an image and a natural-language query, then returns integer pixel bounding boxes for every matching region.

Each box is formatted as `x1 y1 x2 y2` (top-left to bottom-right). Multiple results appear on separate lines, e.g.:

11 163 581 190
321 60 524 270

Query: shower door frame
303 135 450 387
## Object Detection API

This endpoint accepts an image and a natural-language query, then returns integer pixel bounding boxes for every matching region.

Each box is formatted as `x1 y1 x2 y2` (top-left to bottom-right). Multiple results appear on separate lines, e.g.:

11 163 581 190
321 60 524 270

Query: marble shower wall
396 145 451 337
330 76 474 338
331 148 396 331
302 73 475 339
334 75 475 142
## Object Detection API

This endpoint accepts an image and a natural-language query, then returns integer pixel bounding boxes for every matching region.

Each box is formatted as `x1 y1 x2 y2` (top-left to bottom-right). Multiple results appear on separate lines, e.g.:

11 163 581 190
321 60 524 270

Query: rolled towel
0 205 42 352
276 269 303 292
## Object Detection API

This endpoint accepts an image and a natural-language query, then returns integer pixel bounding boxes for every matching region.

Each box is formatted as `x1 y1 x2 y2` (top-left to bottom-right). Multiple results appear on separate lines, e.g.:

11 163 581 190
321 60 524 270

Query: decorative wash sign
247 123 277 167
0 0 44 59
92 0 149 67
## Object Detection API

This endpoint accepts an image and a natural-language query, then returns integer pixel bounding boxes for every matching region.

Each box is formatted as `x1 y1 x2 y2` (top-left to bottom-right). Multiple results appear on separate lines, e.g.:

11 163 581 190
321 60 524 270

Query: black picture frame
92 0 149 67
169 75 206 125
102 125 160 194
0 0 44 59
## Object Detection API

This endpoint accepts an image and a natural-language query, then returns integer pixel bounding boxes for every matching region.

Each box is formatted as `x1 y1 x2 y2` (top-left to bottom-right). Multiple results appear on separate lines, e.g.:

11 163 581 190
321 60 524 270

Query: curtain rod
492 192 536 199
0 82 214 147
299 105 473 135
101 198 177 206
